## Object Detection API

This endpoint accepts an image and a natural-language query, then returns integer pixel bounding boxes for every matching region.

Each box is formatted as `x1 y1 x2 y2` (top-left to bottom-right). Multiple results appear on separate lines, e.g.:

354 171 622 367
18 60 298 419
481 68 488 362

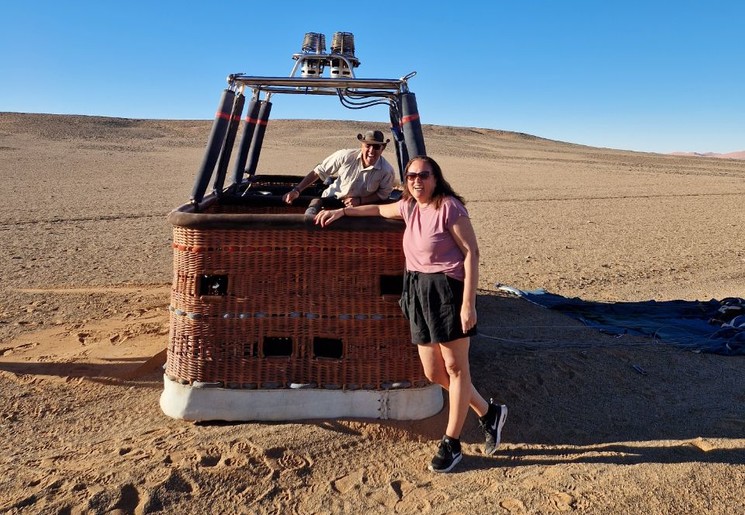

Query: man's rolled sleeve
376 169 395 199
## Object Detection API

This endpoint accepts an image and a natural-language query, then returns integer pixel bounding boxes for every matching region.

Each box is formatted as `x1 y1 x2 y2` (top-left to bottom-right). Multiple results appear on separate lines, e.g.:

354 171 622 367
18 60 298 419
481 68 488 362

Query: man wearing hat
282 130 396 206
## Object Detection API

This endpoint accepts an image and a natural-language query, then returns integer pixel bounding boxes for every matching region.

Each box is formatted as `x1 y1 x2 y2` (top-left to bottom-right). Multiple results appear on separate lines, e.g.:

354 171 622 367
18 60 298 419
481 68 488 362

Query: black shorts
399 271 477 345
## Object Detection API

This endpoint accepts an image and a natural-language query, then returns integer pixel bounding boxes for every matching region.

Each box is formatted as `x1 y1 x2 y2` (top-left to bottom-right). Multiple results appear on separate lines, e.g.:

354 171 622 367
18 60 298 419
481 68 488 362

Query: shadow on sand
2 291 742 466
457 291 745 466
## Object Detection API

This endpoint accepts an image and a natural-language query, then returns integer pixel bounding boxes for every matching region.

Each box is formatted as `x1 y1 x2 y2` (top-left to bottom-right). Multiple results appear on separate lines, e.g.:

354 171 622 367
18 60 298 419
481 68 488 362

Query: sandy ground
0 112 743 514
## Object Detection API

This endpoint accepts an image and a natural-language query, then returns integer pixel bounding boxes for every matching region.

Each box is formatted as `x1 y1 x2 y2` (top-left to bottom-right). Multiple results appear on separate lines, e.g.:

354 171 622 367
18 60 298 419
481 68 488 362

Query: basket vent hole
263 337 293 357
380 275 403 296
199 274 228 296
313 337 344 359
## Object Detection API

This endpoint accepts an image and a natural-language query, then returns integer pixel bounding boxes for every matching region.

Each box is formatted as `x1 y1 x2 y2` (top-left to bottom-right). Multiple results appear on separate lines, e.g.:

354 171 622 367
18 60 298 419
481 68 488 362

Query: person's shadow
454 291 745 468
313 290 745 468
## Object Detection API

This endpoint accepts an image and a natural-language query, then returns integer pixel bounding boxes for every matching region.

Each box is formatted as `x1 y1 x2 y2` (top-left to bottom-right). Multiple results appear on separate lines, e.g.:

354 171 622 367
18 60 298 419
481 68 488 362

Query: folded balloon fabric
498 285 744 356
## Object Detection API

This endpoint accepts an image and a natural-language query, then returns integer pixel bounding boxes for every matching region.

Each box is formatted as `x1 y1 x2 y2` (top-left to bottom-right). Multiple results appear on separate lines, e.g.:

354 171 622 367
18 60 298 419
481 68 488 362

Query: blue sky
2 1 743 154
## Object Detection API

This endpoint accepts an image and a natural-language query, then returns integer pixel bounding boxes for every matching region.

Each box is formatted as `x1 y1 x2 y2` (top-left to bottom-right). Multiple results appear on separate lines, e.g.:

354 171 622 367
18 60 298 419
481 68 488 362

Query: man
282 130 396 206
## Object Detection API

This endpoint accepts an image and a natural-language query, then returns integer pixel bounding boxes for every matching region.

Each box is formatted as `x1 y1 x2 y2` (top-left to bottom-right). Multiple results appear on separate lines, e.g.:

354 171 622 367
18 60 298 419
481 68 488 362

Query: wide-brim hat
357 130 390 145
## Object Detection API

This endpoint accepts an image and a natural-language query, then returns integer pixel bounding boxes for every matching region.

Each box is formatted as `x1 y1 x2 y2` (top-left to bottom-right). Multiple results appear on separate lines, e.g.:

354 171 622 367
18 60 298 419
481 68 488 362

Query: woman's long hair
400 155 465 209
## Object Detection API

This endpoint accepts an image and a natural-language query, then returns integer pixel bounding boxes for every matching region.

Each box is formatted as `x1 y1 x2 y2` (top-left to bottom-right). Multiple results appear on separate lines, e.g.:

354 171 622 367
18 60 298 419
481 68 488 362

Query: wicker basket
165 181 428 394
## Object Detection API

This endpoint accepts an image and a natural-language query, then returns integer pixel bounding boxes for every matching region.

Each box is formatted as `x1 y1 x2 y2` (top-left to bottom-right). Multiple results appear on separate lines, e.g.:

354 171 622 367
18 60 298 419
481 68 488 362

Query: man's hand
283 189 300 204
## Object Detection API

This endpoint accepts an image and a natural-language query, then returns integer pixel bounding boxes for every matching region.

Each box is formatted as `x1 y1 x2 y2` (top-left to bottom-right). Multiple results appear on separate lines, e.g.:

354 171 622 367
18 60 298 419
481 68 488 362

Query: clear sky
2 1 743 154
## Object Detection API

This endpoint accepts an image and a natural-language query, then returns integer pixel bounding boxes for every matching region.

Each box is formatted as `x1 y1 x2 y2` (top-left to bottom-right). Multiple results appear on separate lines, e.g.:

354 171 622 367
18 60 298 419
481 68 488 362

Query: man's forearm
294 171 319 192
358 192 384 204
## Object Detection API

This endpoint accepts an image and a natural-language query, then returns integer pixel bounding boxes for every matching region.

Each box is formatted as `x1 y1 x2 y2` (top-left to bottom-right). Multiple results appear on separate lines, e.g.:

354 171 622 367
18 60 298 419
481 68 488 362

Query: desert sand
0 112 743 514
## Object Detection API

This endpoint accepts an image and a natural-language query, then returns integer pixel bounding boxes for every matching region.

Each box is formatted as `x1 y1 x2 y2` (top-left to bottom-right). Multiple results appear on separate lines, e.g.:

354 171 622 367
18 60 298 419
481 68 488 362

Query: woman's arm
314 201 401 227
450 216 480 333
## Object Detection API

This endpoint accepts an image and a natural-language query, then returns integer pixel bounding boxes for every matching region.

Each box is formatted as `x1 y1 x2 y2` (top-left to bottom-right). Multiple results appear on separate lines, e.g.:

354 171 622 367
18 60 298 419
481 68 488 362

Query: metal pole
401 92 426 160
212 92 245 196
244 100 272 177
229 98 261 189
190 88 236 205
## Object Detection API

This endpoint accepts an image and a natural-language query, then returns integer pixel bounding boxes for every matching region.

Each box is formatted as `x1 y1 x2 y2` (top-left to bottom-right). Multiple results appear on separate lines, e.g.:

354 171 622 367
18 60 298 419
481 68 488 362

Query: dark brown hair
400 155 465 209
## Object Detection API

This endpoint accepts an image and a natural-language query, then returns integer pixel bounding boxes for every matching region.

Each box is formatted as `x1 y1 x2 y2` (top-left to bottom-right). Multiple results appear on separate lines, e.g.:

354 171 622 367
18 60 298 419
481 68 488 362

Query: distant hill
3 112 744 161
669 150 745 160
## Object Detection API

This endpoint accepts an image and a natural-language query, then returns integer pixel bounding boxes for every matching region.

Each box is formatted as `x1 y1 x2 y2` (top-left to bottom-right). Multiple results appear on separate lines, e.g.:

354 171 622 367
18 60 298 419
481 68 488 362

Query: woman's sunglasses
405 171 432 181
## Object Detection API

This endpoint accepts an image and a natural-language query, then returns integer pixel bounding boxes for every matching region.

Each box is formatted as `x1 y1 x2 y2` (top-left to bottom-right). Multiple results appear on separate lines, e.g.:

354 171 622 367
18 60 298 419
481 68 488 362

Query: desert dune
0 113 743 514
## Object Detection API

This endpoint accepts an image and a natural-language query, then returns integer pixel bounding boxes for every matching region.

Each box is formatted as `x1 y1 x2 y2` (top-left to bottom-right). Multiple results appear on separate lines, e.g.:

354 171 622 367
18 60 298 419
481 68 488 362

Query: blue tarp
499 286 745 356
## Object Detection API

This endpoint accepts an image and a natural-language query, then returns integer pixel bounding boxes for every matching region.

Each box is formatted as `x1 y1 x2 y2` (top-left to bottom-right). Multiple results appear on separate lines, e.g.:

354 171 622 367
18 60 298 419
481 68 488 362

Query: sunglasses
405 171 432 181
364 143 383 150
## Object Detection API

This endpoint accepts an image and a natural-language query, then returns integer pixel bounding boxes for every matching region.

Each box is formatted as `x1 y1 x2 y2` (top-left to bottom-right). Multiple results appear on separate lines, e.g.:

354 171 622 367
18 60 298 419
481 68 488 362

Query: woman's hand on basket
314 208 344 227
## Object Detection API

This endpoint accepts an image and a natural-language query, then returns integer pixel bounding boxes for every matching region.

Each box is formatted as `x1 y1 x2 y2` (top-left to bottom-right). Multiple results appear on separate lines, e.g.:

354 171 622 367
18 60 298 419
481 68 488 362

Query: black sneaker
479 400 508 455
428 436 462 473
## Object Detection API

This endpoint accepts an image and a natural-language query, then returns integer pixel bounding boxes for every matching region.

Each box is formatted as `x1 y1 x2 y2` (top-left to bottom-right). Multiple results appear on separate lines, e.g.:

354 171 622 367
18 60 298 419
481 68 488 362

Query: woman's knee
443 360 464 378
421 363 449 386
440 338 470 378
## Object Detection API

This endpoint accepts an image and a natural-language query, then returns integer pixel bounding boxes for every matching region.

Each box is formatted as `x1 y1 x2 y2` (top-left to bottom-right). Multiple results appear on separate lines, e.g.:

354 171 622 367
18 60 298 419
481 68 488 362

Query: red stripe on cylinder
401 113 420 124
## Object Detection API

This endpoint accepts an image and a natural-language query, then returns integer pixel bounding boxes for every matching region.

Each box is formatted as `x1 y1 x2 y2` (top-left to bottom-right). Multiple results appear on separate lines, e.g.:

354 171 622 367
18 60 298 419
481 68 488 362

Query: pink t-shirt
398 197 469 280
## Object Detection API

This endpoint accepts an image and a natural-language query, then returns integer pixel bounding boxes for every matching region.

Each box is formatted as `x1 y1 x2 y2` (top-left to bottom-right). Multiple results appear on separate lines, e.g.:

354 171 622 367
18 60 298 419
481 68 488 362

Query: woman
315 155 507 473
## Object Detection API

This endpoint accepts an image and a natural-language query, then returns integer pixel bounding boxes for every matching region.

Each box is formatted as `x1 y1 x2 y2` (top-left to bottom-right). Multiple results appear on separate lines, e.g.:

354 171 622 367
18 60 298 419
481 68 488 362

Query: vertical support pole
244 100 272 177
400 92 426 161
389 103 406 183
212 92 245 196
190 89 236 205
229 99 261 189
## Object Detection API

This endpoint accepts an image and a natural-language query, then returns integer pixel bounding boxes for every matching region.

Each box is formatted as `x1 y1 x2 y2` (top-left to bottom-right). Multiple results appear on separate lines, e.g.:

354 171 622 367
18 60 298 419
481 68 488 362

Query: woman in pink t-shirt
315 156 508 473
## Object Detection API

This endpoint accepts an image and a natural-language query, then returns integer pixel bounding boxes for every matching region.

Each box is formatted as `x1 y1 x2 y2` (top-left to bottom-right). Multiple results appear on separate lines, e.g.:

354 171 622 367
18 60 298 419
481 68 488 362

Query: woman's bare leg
418 338 489 438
